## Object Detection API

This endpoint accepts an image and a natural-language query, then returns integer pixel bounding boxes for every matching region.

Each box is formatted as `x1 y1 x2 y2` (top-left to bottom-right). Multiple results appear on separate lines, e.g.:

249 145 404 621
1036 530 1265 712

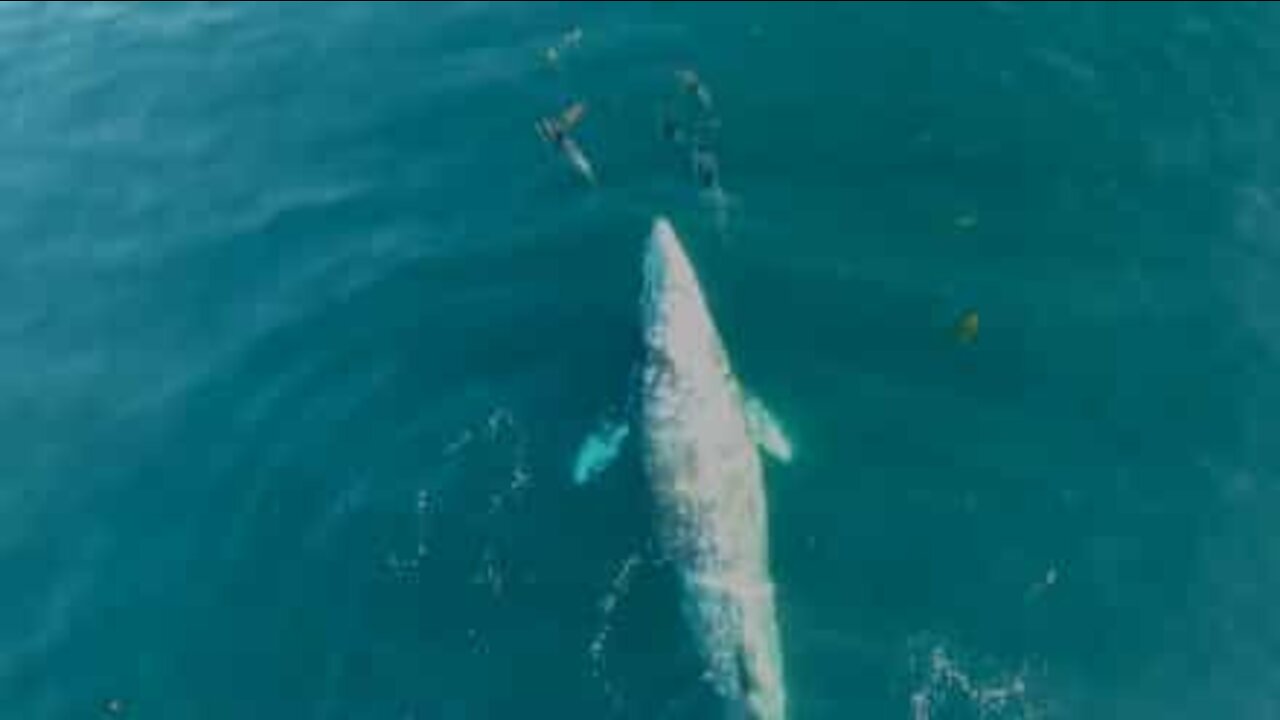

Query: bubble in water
468 545 507 598
443 430 473 457
465 628 489 656
908 642 1042 719
911 690 931 720
485 407 515 440
588 552 644 708
1026 565 1061 602
385 551 421 583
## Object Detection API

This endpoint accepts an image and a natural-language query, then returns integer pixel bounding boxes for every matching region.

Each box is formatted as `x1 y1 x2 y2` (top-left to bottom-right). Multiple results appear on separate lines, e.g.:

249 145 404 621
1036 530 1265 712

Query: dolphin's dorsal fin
572 416 630 485
743 395 793 464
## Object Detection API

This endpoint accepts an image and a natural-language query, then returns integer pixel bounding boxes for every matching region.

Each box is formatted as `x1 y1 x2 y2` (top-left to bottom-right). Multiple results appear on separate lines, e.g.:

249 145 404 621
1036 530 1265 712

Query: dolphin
536 102 597 186
575 217 792 719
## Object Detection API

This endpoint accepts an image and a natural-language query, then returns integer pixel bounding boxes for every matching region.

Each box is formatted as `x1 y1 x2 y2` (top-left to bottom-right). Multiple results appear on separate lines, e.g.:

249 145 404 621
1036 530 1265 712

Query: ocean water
3 2 1279 718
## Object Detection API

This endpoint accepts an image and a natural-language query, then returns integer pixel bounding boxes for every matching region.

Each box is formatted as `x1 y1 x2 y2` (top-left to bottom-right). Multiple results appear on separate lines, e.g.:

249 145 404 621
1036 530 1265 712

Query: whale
576 217 791 719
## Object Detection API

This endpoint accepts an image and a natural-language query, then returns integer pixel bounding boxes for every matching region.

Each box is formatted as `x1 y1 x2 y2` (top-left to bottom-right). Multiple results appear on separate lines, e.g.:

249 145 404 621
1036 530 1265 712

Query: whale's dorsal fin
743 394 793 464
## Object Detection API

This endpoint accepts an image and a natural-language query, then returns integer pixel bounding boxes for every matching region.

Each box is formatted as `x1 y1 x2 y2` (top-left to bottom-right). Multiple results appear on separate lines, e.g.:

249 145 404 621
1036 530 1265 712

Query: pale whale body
577 217 789 718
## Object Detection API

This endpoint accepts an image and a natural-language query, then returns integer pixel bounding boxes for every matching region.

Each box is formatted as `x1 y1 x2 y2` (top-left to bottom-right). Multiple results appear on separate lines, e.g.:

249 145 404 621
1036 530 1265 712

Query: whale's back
639 218 786 719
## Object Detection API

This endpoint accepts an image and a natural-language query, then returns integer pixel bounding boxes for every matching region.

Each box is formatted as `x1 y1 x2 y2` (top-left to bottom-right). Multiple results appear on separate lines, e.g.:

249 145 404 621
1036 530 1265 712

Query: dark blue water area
2 2 1279 718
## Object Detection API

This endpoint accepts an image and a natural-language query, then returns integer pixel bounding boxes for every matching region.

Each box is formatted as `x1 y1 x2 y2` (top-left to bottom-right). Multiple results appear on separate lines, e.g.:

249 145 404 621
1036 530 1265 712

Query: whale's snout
643 216 702 318
641 216 709 362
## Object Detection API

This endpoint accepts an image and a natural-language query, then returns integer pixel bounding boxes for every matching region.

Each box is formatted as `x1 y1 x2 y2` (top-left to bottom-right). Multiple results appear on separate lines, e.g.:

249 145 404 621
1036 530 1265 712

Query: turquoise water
3 2 1279 717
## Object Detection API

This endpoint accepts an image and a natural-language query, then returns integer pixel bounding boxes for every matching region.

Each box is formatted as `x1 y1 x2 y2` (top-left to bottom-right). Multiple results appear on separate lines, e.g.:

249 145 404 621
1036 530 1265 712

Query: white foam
589 553 644 709
908 642 1043 719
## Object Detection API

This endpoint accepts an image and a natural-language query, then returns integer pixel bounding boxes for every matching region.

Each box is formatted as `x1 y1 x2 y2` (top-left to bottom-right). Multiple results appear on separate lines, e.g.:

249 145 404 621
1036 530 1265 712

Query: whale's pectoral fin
572 414 631 485
744 394 794 464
